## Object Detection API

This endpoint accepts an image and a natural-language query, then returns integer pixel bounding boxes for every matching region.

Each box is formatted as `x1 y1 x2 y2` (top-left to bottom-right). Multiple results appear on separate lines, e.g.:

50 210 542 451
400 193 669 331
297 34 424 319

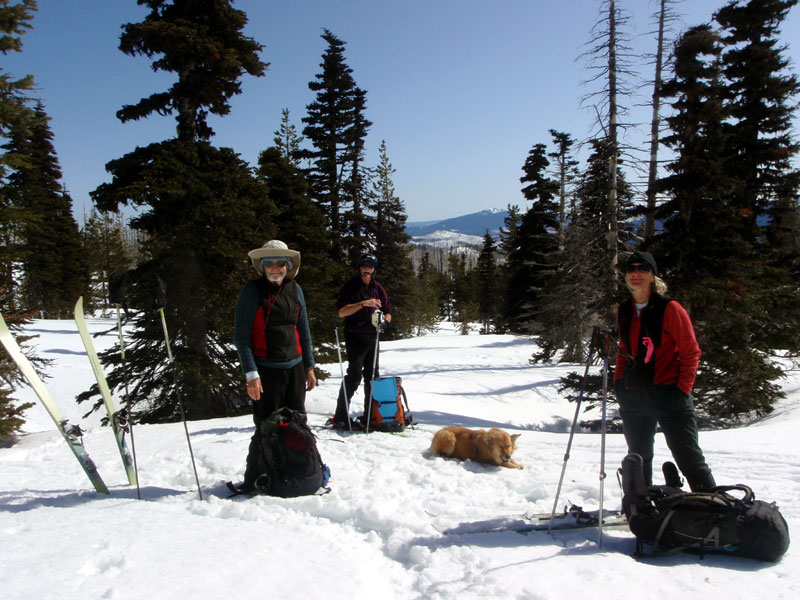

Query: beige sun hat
247 240 301 280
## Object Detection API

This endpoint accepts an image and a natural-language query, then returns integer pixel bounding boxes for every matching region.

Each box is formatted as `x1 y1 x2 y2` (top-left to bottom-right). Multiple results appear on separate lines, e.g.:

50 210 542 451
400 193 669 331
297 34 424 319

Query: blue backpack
367 376 412 433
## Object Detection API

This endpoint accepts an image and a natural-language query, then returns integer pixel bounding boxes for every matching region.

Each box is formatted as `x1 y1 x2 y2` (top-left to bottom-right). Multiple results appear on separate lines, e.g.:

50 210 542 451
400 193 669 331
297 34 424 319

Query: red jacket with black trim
614 298 701 395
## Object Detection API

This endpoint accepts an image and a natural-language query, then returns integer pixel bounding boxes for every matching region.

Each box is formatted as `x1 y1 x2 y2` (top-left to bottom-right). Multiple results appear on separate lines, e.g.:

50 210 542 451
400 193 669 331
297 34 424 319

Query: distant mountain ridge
406 208 508 239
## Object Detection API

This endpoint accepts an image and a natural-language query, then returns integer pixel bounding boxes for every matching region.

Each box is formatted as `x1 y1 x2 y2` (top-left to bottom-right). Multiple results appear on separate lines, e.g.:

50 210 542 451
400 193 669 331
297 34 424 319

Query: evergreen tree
255 146 338 355
301 29 372 261
503 143 559 333
117 0 266 143
408 251 441 335
365 140 415 338
0 0 35 181
716 0 800 359
547 130 579 252
0 0 36 292
475 232 499 334
0 288 34 442
81 209 135 312
536 139 635 363
446 252 476 334
83 0 271 423
652 1 800 418
0 0 38 440
4 103 85 317
273 108 303 168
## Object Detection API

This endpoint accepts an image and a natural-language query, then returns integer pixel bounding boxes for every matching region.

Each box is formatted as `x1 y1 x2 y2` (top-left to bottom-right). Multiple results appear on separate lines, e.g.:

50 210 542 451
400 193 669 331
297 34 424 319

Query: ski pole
548 344 595 533
364 311 383 434
598 350 609 547
594 328 613 547
158 307 203 501
115 304 141 500
333 324 351 432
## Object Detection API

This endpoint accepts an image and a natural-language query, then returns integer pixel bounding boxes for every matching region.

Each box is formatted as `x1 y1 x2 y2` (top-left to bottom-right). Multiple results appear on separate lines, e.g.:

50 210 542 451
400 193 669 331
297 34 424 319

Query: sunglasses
625 263 652 273
262 259 289 269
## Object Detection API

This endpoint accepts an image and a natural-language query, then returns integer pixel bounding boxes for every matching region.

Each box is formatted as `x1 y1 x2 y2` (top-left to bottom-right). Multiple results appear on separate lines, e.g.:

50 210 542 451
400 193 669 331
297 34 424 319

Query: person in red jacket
614 251 715 491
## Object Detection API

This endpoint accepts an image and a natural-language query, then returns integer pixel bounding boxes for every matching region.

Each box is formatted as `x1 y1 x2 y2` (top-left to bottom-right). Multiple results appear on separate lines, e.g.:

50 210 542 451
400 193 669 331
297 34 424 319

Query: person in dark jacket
234 240 316 424
614 251 715 491
329 252 392 429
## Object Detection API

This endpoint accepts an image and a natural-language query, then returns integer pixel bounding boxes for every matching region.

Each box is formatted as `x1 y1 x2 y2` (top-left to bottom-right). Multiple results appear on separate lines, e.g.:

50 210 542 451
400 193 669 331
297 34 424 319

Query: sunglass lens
626 264 651 273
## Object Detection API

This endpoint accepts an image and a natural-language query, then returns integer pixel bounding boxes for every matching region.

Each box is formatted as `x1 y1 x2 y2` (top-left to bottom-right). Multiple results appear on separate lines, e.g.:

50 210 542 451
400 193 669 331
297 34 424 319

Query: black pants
334 329 379 421
617 384 715 491
243 362 307 488
252 362 307 426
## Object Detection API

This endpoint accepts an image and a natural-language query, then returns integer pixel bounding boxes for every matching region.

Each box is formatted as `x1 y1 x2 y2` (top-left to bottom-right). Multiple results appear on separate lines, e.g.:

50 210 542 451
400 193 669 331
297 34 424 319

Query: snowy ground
1 318 798 599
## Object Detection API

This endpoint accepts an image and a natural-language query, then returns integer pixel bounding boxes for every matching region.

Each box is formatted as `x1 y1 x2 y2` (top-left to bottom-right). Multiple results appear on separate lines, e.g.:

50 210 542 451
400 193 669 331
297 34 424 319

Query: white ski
74 297 137 487
0 312 109 494
434 506 630 535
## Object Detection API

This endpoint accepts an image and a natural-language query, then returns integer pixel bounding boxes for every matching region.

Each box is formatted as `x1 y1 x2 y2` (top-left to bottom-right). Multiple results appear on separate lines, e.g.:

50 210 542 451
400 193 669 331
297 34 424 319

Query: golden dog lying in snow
429 426 523 469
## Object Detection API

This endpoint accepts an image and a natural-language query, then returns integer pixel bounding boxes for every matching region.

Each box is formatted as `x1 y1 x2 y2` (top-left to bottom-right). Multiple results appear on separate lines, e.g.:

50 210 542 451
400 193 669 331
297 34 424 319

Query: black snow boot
620 453 649 518
661 461 684 489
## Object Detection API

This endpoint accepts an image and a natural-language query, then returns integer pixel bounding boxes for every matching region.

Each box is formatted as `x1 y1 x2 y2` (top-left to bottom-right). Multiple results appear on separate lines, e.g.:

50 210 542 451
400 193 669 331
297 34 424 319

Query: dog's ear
511 434 521 445
483 437 494 447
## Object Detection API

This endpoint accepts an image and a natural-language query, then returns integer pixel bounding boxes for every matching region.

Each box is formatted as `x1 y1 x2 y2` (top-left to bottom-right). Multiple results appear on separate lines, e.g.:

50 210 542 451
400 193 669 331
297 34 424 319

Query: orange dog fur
429 426 523 469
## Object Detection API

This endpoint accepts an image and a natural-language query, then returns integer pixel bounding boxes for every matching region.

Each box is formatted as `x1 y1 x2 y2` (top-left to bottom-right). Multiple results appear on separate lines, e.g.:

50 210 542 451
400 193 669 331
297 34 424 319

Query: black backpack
243 408 329 497
620 453 790 562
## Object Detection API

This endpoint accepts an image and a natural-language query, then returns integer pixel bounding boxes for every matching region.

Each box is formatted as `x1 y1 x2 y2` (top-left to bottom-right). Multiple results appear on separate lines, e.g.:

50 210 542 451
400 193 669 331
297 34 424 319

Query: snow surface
2 318 799 599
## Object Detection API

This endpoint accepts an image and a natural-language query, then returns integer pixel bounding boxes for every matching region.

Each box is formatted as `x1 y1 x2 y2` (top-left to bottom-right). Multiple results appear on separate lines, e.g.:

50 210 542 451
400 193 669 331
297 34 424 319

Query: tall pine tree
365 140 415 338
301 29 372 262
0 0 38 440
84 0 271 423
503 143 559 333
5 103 85 317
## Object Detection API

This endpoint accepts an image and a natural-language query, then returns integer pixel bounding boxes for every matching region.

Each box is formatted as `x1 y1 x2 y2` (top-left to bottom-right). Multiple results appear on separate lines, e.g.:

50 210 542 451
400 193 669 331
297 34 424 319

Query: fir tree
547 130 579 252
301 29 372 261
408 251 441 335
503 143 559 333
84 0 271 423
475 232 499 334
651 1 800 418
446 252 476 334
365 140 415 338
716 0 800 361
273 108 303 168
81 210 135 312
5 103 85 317
0 288 34 442
0 0 39 440
255 146 338 355
0 0 36 292
117 0 266 143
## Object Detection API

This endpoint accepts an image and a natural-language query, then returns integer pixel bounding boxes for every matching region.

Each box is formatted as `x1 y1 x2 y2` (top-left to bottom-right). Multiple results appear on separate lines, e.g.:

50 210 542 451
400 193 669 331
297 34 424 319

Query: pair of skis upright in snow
0 297 137 494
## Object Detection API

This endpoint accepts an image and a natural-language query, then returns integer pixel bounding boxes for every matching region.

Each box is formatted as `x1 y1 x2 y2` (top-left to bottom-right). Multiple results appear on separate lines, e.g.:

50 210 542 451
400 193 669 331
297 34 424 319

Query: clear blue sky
4 0 800 222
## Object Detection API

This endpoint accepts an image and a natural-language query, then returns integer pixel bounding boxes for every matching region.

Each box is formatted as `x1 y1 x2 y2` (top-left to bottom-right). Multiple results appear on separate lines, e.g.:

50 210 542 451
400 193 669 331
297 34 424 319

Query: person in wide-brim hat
247 240 301 280
233 239 316 492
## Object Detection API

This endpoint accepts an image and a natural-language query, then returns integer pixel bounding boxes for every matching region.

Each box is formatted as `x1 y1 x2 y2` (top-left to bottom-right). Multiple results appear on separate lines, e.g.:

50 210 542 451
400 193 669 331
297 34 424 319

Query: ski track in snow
1 318 799 599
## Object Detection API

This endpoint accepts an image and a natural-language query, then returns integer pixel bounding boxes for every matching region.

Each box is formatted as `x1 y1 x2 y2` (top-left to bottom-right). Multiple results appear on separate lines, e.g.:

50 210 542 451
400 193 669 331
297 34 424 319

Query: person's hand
247 377 262 400
361 298 381 309
306 368 317 391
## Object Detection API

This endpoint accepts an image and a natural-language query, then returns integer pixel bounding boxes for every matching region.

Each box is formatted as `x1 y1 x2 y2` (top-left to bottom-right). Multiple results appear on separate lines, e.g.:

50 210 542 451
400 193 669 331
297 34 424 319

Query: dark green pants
617 384 715 491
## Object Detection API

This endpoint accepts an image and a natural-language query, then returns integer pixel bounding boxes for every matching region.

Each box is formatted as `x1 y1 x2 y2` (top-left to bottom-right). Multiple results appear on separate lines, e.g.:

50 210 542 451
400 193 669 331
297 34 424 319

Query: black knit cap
626 251 658 275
